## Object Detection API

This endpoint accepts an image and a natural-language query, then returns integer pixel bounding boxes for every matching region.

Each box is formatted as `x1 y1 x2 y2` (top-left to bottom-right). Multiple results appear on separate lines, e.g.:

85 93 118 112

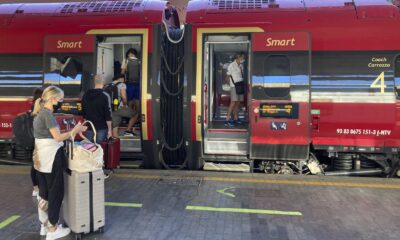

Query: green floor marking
186 205 302 216
105 202 143 208
0 215 20 229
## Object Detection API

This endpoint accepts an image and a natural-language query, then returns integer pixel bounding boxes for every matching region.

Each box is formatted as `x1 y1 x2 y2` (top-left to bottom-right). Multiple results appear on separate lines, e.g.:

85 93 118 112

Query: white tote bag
68 121 104 173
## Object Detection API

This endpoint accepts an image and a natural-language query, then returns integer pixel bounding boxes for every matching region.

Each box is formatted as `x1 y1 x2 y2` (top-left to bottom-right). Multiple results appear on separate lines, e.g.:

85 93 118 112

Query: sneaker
46 226 71 240
234 119 243 125
32 190 39 197
40 224 47 236
123 130 136 136
224 120 234 127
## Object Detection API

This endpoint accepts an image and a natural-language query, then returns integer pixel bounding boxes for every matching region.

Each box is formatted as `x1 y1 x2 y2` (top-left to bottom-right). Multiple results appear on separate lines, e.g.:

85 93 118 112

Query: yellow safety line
105 202 142 208
186 206 302 216
1 170 399 189
0 215 20 229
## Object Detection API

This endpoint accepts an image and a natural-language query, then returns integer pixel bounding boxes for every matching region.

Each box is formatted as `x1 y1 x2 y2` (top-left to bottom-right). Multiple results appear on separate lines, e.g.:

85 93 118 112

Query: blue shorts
126 83 140 101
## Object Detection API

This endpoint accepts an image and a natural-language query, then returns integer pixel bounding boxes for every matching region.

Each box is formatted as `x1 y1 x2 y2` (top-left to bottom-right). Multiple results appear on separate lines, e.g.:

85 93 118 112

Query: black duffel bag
230 76 245 95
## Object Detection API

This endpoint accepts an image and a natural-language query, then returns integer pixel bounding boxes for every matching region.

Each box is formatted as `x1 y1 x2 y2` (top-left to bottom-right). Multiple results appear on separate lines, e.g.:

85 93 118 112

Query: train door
250 32 311 161
96 36 143 154
203 35 250 155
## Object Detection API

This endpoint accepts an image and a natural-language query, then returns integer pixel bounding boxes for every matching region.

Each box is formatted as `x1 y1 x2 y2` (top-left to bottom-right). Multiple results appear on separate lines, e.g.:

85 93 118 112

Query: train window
0 54 43 97
252 55 291 100
44 53 93 98
395 56 400 98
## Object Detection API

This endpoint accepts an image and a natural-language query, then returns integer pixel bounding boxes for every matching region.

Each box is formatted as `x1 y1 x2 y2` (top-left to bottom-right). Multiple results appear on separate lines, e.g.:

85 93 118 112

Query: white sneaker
32 190 38 197
45 226 71 240
40 224 47 236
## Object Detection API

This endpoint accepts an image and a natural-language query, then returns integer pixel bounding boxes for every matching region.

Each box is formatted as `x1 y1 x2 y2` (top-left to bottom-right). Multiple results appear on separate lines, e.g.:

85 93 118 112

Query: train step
203 162 251 172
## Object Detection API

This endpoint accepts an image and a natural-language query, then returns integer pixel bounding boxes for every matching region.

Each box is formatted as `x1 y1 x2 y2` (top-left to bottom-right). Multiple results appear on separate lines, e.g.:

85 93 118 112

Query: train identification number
0 122 12 128
336 128 391 136
266 38 296 47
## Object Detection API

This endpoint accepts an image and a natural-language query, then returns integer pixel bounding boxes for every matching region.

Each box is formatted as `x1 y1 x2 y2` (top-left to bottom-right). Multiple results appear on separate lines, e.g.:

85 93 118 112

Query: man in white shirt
225 53 246 127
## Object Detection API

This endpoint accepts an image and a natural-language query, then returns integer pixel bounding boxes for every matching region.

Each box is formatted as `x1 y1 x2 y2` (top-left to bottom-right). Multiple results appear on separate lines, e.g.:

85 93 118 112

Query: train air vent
210 0 270 10
59 0 143 14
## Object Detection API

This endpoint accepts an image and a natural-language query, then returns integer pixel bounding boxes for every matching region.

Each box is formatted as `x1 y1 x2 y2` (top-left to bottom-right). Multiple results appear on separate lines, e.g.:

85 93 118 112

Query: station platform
0 165 399 240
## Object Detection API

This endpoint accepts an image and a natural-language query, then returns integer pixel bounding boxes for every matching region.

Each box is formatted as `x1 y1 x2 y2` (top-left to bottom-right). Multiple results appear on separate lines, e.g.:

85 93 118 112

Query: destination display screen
59 101 82 116
259 103 299 119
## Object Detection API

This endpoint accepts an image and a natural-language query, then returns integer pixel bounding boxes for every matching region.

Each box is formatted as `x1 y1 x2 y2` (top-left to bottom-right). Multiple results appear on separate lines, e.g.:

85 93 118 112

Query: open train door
250 32 311 161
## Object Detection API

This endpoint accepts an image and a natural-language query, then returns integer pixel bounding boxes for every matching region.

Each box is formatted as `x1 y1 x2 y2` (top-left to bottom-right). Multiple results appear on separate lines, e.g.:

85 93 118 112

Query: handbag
68 121 104 173
230 76 245 95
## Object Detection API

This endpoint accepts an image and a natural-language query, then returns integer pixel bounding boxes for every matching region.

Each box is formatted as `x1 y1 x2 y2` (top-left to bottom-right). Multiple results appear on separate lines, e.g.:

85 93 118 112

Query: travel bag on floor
63 169 105 239
101 137 120 170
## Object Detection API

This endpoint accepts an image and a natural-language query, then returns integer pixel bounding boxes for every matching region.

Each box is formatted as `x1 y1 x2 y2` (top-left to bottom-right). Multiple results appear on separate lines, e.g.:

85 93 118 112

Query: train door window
0 54 43 96
44 54 93 98
96 35 142 153
253 55 291 100
395 56 400 98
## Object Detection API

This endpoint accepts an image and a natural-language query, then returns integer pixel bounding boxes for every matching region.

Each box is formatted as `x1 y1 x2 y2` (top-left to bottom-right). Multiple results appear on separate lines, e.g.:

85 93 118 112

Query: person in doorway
111 74 139 137
82 74 112 144
225 53 246 127
32 86 87 239
121 48 141 125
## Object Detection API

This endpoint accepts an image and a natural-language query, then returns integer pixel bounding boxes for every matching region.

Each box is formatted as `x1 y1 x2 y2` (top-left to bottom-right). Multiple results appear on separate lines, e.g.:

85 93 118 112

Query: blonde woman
32 86 87 240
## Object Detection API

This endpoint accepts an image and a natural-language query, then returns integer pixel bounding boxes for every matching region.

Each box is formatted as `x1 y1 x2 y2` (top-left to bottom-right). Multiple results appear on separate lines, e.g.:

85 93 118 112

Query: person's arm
103 94 113 139
106 121 112 139
121 59 127 74
121 87 128 106
49 123 87 142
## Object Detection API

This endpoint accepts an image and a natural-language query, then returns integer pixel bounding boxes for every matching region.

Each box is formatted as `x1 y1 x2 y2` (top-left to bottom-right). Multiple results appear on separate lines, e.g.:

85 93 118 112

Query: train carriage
0 0 165 165
185 0 400 176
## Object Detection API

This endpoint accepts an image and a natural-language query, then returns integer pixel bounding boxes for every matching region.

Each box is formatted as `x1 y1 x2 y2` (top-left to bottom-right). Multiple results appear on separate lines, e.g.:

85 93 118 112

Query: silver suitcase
63 169 105 239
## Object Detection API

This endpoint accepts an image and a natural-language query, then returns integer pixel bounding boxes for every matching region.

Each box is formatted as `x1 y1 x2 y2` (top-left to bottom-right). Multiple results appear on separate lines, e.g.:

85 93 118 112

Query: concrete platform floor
0 166 399 240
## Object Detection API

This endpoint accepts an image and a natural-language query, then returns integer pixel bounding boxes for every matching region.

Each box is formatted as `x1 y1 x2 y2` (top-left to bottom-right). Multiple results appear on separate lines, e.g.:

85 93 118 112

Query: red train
0 0 399 177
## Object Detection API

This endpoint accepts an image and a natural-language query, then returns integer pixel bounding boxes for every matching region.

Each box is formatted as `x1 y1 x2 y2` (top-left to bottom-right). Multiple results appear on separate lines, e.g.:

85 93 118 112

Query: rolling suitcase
101 137 120 170
63 169 105 240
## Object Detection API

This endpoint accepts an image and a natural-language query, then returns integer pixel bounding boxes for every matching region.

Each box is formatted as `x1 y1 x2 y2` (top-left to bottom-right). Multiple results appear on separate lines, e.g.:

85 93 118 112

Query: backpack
126 58 140 83
103 82 122 111
12 111 34 149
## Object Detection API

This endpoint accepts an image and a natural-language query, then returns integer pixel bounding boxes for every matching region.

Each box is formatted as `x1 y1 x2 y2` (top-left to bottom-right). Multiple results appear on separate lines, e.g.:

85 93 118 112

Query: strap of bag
230 75 235 84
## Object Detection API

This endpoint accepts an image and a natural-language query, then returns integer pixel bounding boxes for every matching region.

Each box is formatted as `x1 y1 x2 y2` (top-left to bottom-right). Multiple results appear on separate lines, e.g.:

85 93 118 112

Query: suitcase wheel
75 233 83 240
99 227 104 233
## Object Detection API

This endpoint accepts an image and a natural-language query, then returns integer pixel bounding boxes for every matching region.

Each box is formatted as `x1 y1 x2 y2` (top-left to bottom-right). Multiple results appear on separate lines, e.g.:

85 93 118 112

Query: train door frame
94 35 143 153
202 36 251 156
193 27 264 163
249 32 312 161
86 29 151 159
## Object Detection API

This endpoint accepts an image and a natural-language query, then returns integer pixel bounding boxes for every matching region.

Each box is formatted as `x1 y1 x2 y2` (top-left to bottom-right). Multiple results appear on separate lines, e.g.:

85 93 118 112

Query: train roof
0 0 165 29
187 0 400 24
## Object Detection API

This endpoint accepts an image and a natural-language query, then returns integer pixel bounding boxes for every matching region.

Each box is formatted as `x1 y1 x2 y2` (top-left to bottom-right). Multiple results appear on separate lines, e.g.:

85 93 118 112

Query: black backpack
126 59 140 83
103 82 122 111
12 111 34 149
